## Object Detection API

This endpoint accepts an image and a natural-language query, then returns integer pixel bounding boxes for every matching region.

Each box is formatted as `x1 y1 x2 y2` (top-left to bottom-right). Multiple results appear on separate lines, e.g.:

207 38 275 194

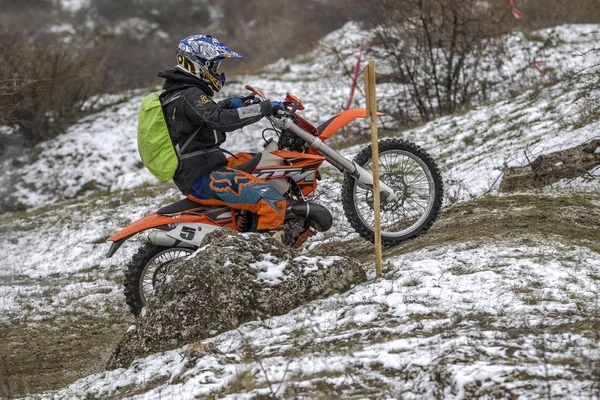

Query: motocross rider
158 34 288 237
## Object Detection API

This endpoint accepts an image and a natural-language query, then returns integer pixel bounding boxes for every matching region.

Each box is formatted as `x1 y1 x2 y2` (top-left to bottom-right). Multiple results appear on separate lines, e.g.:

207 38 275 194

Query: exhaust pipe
148 231 196 248
286 202 333 232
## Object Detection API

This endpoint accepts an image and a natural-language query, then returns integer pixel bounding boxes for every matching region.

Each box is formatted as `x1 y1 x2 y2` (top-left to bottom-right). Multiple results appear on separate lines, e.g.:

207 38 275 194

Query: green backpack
137 92 179 182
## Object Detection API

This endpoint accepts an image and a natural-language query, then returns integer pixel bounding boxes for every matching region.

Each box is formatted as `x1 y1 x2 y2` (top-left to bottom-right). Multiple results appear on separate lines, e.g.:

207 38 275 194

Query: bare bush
368 0 516 124
0 0 369 148
0 22 109 144
580 45 600 121
0 0 53 11
568 33 600 128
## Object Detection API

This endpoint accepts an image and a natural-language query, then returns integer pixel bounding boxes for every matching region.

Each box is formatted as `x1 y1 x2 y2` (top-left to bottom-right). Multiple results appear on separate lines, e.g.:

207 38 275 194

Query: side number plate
166 223 219 247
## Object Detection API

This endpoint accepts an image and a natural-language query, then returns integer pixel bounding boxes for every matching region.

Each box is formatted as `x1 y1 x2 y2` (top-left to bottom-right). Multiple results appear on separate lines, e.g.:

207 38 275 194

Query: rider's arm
183 88 273 132
215 98 235 108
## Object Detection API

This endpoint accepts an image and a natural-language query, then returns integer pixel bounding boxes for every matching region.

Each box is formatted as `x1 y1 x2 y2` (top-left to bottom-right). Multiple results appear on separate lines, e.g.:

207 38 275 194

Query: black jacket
158 69 274 194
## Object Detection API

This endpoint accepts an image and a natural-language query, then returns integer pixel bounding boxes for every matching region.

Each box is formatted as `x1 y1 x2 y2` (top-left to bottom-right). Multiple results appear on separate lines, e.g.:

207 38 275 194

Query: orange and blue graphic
188 167 286 230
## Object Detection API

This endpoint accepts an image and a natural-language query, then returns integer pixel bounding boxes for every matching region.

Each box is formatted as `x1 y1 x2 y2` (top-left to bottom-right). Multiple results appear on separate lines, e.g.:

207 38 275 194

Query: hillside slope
2 189 598 399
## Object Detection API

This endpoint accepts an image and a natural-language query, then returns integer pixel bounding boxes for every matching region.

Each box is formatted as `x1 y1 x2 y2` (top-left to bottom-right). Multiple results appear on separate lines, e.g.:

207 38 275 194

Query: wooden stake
363 60 383 278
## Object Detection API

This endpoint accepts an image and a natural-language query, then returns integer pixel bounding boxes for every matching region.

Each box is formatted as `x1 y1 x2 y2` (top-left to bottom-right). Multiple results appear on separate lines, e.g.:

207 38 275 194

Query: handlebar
275 101 300 117
241 94 299 117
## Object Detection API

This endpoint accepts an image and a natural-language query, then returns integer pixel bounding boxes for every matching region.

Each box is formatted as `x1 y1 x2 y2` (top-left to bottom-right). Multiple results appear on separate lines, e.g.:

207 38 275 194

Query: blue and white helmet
175 35 242 92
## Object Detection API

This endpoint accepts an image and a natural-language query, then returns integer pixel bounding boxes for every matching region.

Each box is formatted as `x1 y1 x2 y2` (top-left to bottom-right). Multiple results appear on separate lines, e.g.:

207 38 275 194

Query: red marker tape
532 60 547 76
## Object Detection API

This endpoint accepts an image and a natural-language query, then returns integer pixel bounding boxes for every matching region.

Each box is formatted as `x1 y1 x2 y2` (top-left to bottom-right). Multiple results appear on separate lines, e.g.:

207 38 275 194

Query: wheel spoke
138 248 194 305
402 160 421 178
407 169 425 187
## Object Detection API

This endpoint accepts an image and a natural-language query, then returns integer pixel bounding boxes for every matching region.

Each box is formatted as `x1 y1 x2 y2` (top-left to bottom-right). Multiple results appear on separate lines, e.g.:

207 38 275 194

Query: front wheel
341 138 443 246
124 244 194 316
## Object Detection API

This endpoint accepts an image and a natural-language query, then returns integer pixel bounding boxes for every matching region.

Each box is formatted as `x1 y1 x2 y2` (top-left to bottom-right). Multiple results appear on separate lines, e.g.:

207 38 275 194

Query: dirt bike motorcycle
107 85 444 316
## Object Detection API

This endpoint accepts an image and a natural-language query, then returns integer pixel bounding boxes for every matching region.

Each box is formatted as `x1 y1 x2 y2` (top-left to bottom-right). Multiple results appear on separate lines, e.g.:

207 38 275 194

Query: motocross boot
269 223 292 245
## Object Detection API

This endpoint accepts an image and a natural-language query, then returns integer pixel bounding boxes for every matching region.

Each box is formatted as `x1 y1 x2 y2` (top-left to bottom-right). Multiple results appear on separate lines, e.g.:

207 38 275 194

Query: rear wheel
124 244 194 316
341 138 443 246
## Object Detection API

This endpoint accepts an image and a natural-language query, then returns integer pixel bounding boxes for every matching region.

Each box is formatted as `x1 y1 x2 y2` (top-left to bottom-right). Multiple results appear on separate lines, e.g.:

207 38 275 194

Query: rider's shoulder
181 86 213 101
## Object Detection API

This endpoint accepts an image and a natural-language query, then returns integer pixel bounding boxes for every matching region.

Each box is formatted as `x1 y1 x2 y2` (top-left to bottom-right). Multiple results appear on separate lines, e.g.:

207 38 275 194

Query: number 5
180 226 196 241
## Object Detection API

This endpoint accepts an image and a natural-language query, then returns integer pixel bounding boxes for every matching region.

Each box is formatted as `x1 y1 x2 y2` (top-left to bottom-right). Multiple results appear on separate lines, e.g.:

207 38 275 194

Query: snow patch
294 255 343 275
250 254 288 285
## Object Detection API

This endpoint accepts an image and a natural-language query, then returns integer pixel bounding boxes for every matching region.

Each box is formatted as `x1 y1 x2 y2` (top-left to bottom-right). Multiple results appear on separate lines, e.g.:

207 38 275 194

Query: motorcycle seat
233 153 262 174
157 198 204 215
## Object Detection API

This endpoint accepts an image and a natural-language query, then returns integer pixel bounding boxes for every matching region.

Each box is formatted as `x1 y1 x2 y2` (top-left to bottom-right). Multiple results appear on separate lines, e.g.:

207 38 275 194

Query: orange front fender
317 108 385 142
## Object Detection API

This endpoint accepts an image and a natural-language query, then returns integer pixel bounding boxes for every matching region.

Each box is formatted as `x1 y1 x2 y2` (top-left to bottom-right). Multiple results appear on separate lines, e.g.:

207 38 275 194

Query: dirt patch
311 192 600 263
0 315 130 398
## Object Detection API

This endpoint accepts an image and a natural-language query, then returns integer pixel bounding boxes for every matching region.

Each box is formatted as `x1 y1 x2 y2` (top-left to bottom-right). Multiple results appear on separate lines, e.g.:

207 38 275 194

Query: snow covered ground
0 187 182 326
1 22 599 399
12 201 600 398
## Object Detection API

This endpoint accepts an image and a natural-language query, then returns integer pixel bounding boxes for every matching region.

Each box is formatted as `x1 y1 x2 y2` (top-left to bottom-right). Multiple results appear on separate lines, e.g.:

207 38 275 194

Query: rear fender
105 212 213 258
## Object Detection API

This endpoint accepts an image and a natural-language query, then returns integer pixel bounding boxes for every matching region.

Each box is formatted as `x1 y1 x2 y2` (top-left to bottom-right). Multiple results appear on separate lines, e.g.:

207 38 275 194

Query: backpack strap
179 146 220 160
161 91 199 158
175 131 198 157
161 92 181 105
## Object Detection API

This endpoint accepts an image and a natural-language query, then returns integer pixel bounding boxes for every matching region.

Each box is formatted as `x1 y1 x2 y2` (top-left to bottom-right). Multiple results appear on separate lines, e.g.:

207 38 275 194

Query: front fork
277 117 398 202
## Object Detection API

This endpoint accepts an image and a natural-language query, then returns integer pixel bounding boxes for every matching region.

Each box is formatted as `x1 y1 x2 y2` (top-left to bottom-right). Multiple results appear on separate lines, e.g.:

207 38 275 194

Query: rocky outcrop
500 140 600 192
107 229 366 369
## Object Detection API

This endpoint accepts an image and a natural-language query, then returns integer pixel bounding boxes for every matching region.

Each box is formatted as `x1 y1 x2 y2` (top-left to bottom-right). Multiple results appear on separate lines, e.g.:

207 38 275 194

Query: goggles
206 60 221 75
